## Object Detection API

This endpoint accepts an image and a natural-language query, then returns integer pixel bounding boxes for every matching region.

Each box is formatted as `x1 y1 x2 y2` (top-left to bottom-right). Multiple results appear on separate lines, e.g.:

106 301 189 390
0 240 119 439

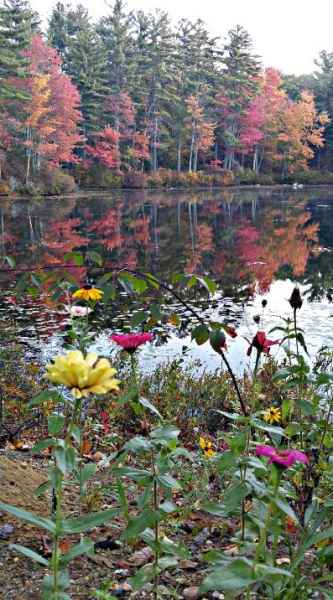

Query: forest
1 0 333 193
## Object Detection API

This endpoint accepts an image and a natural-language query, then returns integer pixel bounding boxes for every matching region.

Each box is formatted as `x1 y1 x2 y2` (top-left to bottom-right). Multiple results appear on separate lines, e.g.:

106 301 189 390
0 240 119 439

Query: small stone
212 593 225 599
0 524 15 539
183 586 200 600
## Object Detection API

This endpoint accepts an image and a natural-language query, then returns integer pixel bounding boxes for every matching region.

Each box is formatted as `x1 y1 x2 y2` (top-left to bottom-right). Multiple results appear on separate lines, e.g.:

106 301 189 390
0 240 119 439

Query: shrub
123 170 146 188
42 168 77 195
76 164 123 189
0 180 10 194
236 168 274 186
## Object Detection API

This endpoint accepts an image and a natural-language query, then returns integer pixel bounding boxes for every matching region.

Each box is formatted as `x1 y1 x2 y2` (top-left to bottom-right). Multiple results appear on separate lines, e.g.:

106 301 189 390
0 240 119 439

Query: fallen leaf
129 546 153 566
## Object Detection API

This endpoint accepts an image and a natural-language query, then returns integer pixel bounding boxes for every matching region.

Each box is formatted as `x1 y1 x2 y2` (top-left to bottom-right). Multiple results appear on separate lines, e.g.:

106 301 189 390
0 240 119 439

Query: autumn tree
16 35 82 181
276 91 329 174
186 94 215 171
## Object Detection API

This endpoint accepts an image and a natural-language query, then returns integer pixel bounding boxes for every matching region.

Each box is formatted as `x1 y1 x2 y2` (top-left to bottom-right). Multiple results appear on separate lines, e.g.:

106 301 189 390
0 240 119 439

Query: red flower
111 333 153 352
225 325 237 338
247 330 279 356
255 445 309 469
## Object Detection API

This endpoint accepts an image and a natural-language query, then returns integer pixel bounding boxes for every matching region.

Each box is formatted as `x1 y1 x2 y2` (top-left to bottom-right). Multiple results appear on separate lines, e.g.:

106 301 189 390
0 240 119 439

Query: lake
1 186 333 372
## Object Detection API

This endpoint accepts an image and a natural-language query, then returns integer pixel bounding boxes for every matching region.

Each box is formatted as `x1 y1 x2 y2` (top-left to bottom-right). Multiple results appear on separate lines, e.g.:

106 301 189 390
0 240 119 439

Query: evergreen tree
48 4 108 138
132 10 176 171
216 25 261 169
47 1 68 60
97 0 135 97
0 0 38 99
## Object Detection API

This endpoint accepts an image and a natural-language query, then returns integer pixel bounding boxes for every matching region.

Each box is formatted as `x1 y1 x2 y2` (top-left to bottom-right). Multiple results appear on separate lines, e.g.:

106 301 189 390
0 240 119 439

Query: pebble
183 586 200 599
0 524 15 539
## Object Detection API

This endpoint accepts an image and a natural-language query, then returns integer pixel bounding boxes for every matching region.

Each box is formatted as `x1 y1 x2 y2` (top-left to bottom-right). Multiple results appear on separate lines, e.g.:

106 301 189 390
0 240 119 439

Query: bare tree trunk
152 117 158 172
26 127 32 184
189 129 195 172
177 136 182 172
193 143 198 172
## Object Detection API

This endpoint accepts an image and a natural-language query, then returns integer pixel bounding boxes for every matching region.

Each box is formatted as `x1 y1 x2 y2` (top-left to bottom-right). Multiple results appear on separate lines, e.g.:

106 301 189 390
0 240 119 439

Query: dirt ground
0 452 222 600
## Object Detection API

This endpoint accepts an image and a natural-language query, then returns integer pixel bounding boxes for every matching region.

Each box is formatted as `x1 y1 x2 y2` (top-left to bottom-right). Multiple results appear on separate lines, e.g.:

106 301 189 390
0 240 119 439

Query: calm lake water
1 186 333 372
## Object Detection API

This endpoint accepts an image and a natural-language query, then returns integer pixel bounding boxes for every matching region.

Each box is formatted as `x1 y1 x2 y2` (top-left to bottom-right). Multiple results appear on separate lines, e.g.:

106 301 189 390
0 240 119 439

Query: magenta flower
256 445 309 469
111 333 153 353
247 331 279 357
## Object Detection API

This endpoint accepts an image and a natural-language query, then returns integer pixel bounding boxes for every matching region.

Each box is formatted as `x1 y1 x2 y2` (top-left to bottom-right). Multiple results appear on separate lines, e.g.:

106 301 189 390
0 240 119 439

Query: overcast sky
30 0 333 75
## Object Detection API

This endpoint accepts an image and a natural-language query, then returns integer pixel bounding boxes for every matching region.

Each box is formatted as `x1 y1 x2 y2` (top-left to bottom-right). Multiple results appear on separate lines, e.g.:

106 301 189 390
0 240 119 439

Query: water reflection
0 187 333 367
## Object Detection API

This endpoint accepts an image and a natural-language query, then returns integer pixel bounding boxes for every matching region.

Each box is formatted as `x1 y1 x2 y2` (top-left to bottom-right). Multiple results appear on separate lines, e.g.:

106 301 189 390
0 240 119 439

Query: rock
0 524 15 539
212 593 225 599
183 586 200 599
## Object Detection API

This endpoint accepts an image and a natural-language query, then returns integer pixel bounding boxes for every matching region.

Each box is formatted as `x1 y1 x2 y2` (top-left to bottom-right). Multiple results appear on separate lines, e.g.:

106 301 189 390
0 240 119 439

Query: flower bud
209 329 227 354
289 287 302 310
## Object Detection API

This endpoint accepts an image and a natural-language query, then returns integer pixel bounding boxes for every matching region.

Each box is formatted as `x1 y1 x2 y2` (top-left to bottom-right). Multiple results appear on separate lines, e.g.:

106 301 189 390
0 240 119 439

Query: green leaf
10 544 49 566
272 497 299 523
150 425 180 442
55 447 76 475
298 400 314 415
200 558 257 592
157 474 182 490
0 502 56 533
4 255 16 268
32 438 57 453
61 508 118 534
191 324 209 345
158 556 178 569
60 539 94 565
131 311 149 327
64 252 84 266
124 436 152 452
139 397 162 419
115 466 152 483
159 501 177 514
202 502 228 517
130 565 155 590
28 390 62 408
251 419 287 437
34 481 51 498
195 275 217 295
86 250 103 266
122 510 158 540
79 464 97 486
48 415 65 435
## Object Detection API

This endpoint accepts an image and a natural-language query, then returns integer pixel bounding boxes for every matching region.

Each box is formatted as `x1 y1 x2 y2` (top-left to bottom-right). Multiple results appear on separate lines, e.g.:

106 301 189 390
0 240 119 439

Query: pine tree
47 1 68 60
48 4 108 138
97 0 135 97
132 10 176 171
216 25 261 170
0 0 38 99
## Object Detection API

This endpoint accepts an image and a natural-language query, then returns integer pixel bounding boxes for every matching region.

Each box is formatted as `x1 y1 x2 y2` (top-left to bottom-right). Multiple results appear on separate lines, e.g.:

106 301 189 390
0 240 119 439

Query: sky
30 0 333 75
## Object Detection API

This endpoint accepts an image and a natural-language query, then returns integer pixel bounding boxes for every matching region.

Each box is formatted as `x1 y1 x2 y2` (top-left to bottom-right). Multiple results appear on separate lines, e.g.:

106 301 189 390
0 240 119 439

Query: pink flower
247 331 279 356
66 305 92 318
111 333 153 352
255 445 309 469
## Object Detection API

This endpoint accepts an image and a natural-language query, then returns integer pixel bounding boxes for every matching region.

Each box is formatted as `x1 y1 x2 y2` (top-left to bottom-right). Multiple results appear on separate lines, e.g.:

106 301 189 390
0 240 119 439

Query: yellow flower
204 448 216 458
199 436 212 450
263 407 282 424
46 350 120 398
72 286 103 302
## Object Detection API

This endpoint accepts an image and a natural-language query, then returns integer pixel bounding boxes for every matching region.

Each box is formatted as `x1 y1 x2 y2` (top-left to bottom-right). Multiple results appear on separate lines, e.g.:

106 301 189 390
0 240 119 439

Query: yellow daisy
72 286 103 302
263 407 282 424
46 350 120 398
204 448 216 458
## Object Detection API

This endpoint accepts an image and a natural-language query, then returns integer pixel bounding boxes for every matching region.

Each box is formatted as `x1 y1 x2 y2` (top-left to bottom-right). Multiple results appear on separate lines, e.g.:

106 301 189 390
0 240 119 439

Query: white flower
65 305 92 318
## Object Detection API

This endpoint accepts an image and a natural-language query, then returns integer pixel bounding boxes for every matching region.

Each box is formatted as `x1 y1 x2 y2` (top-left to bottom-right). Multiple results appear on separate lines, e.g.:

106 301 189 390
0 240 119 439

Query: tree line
0 0 333 190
